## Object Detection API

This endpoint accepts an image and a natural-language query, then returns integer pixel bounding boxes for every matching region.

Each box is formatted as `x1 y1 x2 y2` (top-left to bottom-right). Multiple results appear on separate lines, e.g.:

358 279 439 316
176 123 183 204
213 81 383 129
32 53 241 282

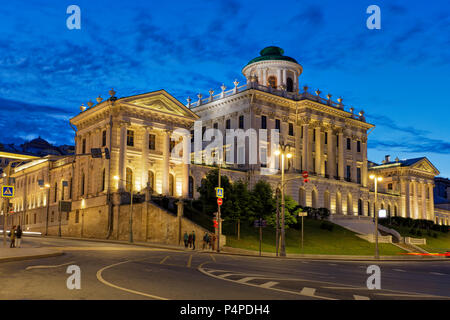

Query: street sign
1 185 14 198
254 219 267 228
302 171 308 178
217 198 223 206
91 148 102 158
298 212 307 217
215 187 224 198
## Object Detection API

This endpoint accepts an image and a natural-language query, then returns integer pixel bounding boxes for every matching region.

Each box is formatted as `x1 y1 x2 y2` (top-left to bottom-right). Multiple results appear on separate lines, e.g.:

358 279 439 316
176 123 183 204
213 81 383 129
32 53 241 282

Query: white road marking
300 287 316 296
209 254 216 262
260 281 278 288
323 286 367 290
429 272 446 276
328 263 337 266
25 261 75 271
187 255 193 268
237 277 256 283
217 273 234 278
354 295 370 300
393 269 406 272
159 256 170 264
96 260 168 300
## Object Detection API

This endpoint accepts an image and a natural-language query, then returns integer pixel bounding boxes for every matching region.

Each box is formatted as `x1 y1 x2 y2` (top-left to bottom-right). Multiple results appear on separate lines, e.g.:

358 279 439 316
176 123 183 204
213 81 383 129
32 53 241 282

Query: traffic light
213 219 218 229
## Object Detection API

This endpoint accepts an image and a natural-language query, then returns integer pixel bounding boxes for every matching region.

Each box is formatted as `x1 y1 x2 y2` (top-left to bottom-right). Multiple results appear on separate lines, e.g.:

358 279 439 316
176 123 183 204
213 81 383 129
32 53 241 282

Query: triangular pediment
121 90 198 119
411 158 440 175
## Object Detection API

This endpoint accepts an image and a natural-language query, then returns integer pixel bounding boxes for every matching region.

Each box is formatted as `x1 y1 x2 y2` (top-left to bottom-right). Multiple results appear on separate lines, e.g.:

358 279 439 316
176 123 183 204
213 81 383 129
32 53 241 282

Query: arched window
312 189 318 208
347 193 353 215
358 199 363 216
169 174 174 196
188 176 194 198
336 192 342 215
126 168 133 192
394 205 398 217
268 76 277 89
148 171 155 193
286 77 294 92
299 187 306 207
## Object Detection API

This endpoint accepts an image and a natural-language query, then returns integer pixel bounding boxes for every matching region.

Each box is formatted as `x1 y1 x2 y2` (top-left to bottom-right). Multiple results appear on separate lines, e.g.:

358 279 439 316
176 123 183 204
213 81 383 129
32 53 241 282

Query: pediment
121 90 198 120
411 158 440 175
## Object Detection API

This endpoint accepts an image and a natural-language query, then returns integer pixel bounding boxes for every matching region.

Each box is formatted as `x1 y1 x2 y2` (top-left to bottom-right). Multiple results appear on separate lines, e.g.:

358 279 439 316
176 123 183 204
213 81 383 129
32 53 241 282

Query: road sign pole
2 164 12 247
217 165 221 253
301 215 304 254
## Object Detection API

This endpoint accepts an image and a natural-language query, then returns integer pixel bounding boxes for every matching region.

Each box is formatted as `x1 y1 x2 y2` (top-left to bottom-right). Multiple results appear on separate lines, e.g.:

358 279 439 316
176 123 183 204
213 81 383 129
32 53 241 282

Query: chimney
385 155 390 163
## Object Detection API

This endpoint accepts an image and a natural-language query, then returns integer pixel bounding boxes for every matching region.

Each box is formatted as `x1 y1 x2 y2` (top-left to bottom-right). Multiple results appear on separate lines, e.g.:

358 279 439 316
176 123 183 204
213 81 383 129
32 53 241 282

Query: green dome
245 46 298 66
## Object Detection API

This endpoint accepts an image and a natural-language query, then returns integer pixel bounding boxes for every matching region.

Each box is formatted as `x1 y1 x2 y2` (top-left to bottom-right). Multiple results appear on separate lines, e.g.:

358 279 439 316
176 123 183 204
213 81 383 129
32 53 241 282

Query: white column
315 127 322 176
307 127 314 173
327 128 334 178
277 69 282 88
263 69 267 86
182 133 190 198
282 69 287 87
421 182 427 220
362 137 368 187
338 131 344 180
162 129 170 195
413 181 419 219
142 127 149 190
301 124 308 171
118 124 127 191
295 123 301 170
404 180 411 218
428 183 434 221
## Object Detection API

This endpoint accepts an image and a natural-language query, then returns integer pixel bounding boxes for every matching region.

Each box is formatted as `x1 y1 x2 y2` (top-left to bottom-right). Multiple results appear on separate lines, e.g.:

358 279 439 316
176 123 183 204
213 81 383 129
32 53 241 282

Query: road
0 237 448 300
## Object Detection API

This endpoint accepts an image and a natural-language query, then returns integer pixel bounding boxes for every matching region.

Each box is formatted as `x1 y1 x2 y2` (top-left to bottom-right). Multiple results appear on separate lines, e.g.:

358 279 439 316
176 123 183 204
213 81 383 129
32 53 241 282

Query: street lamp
114 175 134 243
274 144 292 257
370 174 383 259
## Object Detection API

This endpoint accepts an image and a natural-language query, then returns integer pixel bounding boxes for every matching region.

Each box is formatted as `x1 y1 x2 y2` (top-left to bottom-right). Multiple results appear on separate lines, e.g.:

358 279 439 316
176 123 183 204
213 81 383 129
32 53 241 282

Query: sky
0 0 449 176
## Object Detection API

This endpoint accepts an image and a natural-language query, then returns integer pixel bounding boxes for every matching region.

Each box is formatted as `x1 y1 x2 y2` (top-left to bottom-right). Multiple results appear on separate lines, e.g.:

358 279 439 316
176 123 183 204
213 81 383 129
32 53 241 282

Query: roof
245 46 299 66
369 157 440 175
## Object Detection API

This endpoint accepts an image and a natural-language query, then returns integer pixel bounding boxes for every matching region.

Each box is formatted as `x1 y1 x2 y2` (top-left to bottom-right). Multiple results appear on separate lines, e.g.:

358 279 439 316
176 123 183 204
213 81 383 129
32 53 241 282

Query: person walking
188 232 193 249
9 226 16 248
183 231 189 248
15 225 22 248
202 232 208 250
191 231 196 250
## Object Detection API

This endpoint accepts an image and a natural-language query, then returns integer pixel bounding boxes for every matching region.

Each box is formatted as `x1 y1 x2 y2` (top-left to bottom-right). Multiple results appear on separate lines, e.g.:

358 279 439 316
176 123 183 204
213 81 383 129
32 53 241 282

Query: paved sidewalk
0 242 63 263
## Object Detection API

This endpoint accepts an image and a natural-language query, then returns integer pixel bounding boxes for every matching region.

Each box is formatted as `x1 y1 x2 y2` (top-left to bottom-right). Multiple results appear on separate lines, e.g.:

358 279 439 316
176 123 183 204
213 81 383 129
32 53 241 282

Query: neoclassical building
1 46 449 239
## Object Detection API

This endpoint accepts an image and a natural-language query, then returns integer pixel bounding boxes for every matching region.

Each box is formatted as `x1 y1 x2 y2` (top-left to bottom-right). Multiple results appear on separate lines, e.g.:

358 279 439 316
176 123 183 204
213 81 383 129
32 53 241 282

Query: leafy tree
227 180 252 239
266 195 300 229
250 180 276 221
197 169 233 217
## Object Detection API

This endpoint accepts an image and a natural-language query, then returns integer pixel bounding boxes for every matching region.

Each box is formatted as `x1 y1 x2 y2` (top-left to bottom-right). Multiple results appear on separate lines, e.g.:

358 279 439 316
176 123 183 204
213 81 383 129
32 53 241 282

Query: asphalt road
0 237 448 300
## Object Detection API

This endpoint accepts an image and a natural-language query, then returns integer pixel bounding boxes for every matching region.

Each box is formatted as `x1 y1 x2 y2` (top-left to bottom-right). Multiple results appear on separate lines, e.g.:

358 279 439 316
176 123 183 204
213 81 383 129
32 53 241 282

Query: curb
39 235 449 262
0 251 64 263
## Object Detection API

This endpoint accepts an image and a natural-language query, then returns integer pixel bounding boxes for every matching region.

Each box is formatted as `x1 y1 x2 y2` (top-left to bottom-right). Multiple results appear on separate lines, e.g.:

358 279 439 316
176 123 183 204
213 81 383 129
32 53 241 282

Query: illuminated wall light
81 199 86 209
176 181 182 197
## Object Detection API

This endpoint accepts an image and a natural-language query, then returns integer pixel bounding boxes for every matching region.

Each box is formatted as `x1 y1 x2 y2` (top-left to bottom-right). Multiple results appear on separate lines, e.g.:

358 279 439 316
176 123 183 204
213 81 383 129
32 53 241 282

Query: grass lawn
223 218 405 256
385 224 450 253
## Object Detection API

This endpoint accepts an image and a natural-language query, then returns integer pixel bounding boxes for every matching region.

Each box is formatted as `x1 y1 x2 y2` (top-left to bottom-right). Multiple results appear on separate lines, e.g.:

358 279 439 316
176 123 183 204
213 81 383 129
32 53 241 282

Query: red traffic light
213 219 218 228
304 179 309 183
302 171 308 178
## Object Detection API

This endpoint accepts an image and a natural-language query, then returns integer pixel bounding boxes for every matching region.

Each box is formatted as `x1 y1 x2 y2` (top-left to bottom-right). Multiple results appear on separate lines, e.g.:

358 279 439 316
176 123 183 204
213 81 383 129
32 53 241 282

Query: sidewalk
0 242 63 263
43 235 448 262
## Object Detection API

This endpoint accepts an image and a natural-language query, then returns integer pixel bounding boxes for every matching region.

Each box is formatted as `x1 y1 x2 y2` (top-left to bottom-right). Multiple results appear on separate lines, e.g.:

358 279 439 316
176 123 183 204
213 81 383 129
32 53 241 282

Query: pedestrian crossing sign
1 185 14 198
215 187 224 198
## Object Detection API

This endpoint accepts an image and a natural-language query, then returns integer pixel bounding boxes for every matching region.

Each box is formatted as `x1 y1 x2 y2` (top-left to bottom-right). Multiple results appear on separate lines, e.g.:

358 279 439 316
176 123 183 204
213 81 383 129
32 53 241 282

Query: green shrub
416 230 422 237
433 233 438 238
320 221 334 232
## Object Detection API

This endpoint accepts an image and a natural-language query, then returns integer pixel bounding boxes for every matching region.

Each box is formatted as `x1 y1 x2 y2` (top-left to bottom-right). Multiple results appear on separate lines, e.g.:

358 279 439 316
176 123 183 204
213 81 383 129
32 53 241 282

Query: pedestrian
9 226 16 248
188 232 193 248
15 225 22 248
183 231 189 248
191 231 196 250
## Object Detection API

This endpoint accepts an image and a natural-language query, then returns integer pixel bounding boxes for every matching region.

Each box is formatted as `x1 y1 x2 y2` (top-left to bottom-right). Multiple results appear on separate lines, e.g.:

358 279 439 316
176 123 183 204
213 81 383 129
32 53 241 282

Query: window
388 183 393 190
126 168 133 192
148 171 154 192
82 139 86 154
188 176 194 198
357 141 361 152
202 126 206 138
190 130 194 143
324 161 328 176
347 138 351 150
261 116 267 129
81 173 85 195
169 174 174 196
325 132 328 144
69 178 73 199
346 165 351 180
357 167 361 184
260 147 267 168
226 119 231 129
288 123 294 136
268 76 277 88
149 134 156 150
286 77 293 92
336 135 339 147
313 129 316 142
54 182 58 202
101 168 106 192
275 119 281 131
312 158 316 173
213 123 218 129
169 139 176 152
127 130 134 146
102 130 107 147
239 115 244 129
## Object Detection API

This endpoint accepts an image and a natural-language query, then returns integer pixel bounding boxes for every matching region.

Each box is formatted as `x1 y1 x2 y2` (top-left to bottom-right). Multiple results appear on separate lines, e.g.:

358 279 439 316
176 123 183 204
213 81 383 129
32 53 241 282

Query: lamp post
114 175 134 243
370 174 383 259
274 144 292 257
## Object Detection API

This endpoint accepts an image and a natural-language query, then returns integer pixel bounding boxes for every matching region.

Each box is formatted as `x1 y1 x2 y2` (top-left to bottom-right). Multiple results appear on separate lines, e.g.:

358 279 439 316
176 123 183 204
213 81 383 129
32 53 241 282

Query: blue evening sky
0 0 449 176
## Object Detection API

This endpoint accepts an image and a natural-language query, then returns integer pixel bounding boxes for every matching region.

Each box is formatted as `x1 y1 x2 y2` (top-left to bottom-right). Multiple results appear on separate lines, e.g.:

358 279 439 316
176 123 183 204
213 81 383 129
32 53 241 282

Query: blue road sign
1 185 14 198
215 187 224 198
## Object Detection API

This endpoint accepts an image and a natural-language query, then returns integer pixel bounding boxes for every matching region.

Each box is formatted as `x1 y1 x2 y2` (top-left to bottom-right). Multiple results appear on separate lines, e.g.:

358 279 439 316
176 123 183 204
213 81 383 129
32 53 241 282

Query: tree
197 169 233 218
266 195 300 229
227 180 252 240
250 180 276 221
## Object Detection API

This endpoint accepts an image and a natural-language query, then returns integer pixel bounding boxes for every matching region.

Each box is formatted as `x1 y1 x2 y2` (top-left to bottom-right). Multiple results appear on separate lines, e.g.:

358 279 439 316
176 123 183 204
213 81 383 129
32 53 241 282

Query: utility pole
275 187 280 257
2 164 11 247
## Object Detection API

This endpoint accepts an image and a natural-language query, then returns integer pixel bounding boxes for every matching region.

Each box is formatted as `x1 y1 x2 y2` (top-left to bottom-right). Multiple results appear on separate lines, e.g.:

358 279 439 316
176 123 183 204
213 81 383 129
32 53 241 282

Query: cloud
369 137 450 154
366 113 430 136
